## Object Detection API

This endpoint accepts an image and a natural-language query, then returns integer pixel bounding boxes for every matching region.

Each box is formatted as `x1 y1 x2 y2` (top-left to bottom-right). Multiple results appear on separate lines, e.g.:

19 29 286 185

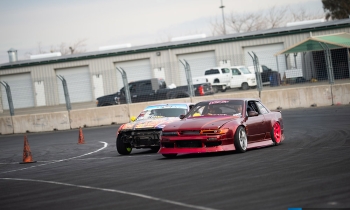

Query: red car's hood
164 116 239 131
121 117 180 130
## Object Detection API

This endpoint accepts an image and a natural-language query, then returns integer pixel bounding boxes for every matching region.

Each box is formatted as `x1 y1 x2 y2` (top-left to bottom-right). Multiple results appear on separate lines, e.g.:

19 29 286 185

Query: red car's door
245 100 267 142
245 114 266 142
255 101 273 139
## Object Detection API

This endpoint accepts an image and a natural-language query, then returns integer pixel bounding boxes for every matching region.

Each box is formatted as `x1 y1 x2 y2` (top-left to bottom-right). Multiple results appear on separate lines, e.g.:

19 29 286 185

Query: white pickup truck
229 66 257 90
193 67 231 93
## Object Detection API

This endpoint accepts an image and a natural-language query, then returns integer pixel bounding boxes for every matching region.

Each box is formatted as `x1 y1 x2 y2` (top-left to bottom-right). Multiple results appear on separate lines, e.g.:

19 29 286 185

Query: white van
229 66 257 90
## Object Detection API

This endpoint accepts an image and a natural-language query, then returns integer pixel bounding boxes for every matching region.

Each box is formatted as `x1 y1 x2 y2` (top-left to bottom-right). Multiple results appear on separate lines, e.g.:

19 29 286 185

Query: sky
0 0 324 64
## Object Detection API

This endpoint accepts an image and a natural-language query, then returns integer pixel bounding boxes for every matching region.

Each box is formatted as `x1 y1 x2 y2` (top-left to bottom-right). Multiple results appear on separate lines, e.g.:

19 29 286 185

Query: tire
220 88 227 92
241 82 249 90
116 136 132 155
212 86 219 93
102 103 113 106
234 126 247 153
271 122 282 145
212 79 220 93
162 154 177 158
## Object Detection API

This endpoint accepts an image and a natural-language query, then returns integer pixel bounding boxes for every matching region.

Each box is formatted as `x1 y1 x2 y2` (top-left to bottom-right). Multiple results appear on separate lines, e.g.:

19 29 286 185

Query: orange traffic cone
20 135 36 164
78 127 85 144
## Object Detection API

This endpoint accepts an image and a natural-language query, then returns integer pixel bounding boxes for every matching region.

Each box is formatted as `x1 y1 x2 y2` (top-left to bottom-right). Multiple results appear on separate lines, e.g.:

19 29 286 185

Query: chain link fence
1 48 349 117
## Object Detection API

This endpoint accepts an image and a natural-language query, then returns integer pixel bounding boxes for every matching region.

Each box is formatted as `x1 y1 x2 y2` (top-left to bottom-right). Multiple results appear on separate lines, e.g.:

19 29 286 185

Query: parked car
96 78 214 106
116 103 195 155
229 66 257 90
193 67 231 93
248 65 278 85
159 98 284 158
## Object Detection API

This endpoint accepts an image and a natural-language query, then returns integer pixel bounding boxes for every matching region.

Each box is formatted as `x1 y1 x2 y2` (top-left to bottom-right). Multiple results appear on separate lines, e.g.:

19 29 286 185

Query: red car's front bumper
158 135 235 154
159 144 236 154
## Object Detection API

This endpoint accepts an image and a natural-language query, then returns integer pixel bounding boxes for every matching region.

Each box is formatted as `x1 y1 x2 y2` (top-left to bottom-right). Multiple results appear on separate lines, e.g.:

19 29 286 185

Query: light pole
219 0 226 35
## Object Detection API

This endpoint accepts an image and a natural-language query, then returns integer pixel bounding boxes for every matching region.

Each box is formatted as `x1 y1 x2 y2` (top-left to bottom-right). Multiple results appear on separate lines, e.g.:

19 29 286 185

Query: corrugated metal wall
0 27 349 107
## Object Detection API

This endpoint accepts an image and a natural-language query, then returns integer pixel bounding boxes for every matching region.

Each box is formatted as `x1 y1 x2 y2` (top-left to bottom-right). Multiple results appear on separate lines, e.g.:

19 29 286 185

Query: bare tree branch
266 5 289 29
210 16 226 36
68 38 87 54
25 39 87 59
227 12 244 33
289 7 324 22
210 4 325 36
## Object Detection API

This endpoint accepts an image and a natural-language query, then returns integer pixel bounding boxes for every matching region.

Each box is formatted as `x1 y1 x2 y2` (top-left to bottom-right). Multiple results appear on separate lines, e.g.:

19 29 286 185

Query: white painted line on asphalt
65 155 157 161
0 178 218 210
0 141 108 174
0 154 157 165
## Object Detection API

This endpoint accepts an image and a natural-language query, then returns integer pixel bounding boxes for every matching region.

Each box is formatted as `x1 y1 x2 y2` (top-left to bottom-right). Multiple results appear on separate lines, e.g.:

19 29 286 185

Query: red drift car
159 98 284 158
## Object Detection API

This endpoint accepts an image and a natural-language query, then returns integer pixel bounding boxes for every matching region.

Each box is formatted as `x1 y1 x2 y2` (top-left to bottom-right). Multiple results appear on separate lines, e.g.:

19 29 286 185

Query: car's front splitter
159 144 236 154
159 139 275 154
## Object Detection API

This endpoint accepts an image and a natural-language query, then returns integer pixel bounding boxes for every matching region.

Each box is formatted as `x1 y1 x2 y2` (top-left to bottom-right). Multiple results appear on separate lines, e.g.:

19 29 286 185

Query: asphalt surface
1 105 350 210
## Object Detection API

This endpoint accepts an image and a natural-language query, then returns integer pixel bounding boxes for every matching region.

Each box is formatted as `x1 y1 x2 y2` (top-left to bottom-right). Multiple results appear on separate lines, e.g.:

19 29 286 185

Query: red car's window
256 101 269 114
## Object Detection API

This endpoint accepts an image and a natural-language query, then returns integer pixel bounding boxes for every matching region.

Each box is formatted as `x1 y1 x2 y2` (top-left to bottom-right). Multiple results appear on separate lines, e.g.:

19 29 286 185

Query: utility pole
219 0 226 35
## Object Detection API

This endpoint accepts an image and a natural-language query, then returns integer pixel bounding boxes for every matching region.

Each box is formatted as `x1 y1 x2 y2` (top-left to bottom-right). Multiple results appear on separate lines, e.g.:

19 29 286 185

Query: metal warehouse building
1 19 350 112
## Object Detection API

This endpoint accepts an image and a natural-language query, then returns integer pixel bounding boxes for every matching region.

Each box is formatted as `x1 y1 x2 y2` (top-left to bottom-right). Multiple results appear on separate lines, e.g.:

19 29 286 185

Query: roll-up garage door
0 73 35 109
243 43 287 76
177 51 216 86
115 59 152 91
56 66 92 104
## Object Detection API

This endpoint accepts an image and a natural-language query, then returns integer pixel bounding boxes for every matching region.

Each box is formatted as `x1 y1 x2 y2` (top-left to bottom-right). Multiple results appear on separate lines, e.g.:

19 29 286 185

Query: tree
226 11 266 33
25 39 87 58
290 7 324 22
265 6 289 29
210 16 227 35
210 5 324 36
50 38 87 55
322 0 350 20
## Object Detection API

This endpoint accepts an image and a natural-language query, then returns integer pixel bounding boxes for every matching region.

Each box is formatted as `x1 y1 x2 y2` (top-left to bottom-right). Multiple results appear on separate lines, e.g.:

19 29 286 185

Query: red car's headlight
201 128 229 135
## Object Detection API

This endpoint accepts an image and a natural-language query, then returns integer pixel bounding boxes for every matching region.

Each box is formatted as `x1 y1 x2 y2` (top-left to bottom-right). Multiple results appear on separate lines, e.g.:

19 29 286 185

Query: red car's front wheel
234 126 247 153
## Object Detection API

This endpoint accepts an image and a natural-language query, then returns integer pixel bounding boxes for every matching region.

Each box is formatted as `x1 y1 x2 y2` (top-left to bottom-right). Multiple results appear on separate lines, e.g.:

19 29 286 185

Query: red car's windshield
186 100 244 118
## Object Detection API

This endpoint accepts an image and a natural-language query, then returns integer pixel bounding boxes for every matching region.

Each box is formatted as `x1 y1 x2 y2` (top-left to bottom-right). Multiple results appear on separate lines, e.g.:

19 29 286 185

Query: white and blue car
116 103 194 155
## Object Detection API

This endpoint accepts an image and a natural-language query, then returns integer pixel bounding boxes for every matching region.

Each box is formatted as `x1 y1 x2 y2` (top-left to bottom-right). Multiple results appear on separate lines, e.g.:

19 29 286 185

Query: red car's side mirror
179 114 186 119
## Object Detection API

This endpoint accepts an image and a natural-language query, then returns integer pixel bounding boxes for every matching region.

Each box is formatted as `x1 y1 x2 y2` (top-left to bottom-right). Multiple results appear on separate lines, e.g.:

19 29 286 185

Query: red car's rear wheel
271 122 281 145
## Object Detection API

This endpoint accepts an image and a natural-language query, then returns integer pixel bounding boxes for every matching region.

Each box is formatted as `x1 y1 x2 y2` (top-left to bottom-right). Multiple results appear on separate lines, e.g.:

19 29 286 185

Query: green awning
275 32 350 55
